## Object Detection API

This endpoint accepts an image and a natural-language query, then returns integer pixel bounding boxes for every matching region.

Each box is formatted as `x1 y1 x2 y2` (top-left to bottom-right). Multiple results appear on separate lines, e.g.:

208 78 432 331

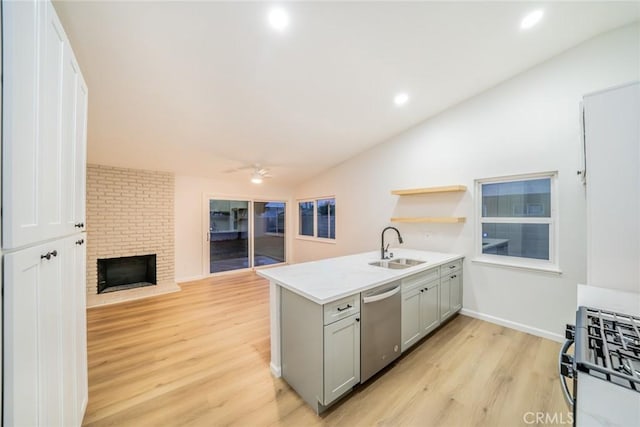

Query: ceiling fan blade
223 165 255 174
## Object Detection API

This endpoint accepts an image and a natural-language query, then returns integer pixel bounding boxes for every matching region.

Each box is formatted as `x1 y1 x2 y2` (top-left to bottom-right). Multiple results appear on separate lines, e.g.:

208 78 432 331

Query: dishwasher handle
362 286 400 304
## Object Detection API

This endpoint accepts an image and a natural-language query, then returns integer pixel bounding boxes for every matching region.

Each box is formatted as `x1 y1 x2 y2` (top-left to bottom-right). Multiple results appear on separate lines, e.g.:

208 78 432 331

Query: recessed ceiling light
268 8 289 32
394 93 409 106
520 10 544 30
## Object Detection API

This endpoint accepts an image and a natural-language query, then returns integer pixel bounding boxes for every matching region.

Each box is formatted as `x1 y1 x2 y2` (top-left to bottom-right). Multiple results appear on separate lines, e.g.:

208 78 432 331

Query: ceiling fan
250 168 272 184
223 164 273 184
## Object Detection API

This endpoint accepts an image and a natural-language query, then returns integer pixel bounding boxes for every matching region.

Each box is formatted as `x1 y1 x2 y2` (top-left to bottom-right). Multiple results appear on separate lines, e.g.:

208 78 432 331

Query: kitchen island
258 248 464 413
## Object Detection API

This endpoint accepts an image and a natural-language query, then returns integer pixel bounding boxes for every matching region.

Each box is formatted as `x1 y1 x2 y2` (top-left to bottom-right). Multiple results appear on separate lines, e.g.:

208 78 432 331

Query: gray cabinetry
450 272 462 312
401 287 421 351
279 255 464 413
401 257 463 352
401 267 440 352
280 288 360 414
323 314 360 404
440 275 452 320
420 280 440 334
440 259 462 321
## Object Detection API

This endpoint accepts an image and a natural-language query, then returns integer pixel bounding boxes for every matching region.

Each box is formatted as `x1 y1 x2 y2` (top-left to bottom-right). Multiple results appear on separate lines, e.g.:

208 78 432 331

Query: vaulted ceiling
54 1 640 186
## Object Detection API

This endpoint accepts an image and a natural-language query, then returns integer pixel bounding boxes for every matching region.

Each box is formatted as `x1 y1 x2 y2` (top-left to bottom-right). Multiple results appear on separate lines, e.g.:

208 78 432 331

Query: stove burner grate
581 307 640 392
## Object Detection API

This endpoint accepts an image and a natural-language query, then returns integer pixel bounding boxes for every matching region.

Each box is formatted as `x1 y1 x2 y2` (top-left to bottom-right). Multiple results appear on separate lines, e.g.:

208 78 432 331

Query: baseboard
176 275 206 284
80 396 88 421
460 308 564 343
270 362 282 378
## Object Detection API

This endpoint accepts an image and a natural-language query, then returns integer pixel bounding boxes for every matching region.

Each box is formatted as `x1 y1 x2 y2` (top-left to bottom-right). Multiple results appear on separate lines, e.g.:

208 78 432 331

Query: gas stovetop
574 306 640 391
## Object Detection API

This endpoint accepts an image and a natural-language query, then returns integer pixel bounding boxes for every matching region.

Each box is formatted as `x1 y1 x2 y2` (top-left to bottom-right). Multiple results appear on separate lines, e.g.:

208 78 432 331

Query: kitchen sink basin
368 260 410 269
368 258 425 269
391 258 425 266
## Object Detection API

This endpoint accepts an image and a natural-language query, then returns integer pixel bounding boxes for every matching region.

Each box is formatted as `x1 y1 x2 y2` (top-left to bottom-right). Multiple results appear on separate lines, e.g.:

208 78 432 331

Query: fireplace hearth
97 255 157 294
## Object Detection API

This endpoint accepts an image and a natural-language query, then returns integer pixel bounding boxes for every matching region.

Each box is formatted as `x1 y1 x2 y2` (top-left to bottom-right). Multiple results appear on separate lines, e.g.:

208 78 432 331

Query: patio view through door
254 202 286 266
208 199 286 274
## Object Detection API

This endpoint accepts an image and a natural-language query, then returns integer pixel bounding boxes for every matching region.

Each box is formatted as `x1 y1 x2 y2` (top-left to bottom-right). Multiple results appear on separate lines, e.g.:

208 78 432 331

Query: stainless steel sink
391 258 425 266
368 258 425 269
368 260 410 269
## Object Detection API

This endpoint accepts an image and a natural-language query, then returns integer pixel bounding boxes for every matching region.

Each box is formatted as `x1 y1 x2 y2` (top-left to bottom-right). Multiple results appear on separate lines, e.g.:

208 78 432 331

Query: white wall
292 23 640 340
174 175 293 282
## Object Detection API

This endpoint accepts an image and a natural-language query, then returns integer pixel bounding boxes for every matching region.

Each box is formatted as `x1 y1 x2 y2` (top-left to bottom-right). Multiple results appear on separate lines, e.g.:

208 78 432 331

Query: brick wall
86 164 175 296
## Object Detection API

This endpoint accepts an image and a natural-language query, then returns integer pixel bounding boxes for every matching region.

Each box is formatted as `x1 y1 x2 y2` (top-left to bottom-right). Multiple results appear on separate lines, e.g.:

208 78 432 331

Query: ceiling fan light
251 172 263 184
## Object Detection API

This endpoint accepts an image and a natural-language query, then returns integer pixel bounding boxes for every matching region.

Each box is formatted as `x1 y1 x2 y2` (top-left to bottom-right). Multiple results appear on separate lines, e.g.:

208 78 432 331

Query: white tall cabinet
583 82 640 293
2 0 89 425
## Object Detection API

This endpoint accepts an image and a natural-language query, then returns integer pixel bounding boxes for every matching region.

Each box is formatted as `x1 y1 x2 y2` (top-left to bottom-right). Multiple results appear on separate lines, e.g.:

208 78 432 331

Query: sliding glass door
254 202 286 266
207 198 286 274
209 199 250 273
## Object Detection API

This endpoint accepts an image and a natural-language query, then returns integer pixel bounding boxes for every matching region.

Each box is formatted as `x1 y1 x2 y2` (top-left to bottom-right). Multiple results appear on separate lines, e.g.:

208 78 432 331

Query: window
476 173 558 272
297 197 336 241
298 201 314 237
317 198 335 239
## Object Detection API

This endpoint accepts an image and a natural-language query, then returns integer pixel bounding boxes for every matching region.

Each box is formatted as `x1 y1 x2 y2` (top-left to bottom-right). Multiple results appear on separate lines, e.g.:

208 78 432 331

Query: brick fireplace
86 164 179 306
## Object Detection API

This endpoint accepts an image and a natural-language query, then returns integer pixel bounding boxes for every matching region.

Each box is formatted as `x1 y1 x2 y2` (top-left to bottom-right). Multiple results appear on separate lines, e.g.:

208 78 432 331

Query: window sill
295 235 337 244
472 256 562 275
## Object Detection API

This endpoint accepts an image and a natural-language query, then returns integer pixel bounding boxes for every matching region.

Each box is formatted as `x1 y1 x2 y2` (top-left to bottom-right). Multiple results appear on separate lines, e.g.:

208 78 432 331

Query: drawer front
324 294 360 325
402 267 440 292
441 259 462 276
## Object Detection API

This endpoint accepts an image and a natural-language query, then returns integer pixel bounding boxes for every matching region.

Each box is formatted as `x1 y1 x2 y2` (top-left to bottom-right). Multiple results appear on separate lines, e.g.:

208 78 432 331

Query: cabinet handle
75 222 85 228
451 274 456 279
424 288 428 292
40 250 58 260
355 318 360 322
336 304 352 312
76 239 85 245
420 289 424 293
449 265 456 269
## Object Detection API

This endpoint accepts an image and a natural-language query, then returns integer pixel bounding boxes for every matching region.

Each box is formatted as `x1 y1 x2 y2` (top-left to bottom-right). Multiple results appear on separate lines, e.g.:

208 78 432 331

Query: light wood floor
83 271 570 427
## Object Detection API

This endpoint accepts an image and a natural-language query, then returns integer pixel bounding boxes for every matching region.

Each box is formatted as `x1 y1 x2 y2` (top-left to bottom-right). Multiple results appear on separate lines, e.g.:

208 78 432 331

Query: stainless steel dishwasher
360 281 402 383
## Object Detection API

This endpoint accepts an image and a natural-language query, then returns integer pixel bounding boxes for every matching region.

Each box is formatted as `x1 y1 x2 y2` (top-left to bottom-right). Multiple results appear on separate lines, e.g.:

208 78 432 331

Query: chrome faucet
381 226 404 259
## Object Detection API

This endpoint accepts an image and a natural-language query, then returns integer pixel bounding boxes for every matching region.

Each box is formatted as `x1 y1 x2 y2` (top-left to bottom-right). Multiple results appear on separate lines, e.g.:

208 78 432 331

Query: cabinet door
323 314 360 405
39 1 68 241
61 235 88 426
61 44 80 233
450 272 462 312
74 77 89 229
420 282 440 335
440 275 452 321
4 240 65 426
74 235 89 421
2 0 86 248
2 0 44 248
401 288 422 352
61 237 79 426
62 49 87 232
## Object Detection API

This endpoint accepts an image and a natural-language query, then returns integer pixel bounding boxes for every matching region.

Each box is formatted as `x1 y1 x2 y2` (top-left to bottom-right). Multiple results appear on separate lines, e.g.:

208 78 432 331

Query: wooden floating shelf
390 217 466 224
391 185 467 196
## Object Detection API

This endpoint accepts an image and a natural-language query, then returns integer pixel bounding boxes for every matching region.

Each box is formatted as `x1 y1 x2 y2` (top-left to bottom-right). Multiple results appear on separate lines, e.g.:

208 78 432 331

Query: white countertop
257 248 463 304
